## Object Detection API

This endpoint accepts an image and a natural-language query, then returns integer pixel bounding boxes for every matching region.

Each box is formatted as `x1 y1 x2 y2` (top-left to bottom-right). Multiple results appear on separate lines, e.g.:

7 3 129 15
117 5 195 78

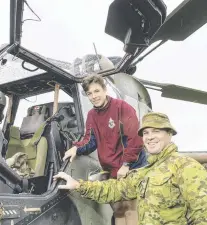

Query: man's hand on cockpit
53 172 80 190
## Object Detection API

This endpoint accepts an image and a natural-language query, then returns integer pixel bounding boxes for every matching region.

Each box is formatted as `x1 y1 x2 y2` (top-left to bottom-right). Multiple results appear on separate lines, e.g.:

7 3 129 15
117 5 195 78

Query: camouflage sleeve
177 159 207 224
76 170 138 204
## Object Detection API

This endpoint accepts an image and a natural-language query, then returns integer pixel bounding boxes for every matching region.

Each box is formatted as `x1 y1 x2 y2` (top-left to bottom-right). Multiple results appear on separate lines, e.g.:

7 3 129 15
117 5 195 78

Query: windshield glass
21 0 123 63
14 90 73 127
0 53 45 85
20 0 183 62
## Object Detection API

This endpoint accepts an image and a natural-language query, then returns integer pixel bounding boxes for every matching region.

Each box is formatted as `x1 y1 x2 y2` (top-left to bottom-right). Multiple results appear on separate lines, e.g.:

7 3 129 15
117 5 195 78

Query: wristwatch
123 162 131 167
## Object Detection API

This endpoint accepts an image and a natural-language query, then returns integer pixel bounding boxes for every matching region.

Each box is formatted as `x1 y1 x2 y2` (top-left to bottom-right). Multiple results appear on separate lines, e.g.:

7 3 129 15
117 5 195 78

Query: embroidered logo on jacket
108 118 115 129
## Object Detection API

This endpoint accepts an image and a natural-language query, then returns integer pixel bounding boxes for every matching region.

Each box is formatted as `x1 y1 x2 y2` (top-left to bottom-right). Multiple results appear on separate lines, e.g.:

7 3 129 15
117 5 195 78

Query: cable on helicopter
23 0 41 23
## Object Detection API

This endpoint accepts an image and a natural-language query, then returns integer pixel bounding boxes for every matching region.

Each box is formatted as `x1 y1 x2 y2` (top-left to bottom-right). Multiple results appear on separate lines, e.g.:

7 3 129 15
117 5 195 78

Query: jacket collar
147 142 178 166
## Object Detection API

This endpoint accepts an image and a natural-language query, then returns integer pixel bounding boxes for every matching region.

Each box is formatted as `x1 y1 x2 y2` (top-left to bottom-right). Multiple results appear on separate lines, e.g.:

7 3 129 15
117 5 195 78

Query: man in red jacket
63 74 146 225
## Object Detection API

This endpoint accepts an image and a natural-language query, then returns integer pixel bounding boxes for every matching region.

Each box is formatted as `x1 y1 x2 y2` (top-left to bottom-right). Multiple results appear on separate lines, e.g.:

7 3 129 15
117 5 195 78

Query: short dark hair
82 74 106 92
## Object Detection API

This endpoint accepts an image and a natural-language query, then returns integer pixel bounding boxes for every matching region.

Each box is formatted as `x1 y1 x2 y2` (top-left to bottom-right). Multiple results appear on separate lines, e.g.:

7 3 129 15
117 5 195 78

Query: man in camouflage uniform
54 112 207 225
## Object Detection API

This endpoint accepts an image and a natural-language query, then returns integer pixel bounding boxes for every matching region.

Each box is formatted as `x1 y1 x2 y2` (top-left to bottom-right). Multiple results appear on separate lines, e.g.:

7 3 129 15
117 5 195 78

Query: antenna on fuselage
93 42 102 71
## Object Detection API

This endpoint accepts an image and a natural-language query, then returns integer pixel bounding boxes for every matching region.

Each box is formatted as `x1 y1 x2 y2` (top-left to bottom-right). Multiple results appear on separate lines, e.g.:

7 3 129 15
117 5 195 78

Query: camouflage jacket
6 152 35 178
77 143 207 225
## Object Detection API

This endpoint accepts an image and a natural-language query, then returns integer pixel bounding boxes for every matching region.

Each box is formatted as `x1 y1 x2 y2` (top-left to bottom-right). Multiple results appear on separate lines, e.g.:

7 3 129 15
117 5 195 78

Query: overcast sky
0 0 207 151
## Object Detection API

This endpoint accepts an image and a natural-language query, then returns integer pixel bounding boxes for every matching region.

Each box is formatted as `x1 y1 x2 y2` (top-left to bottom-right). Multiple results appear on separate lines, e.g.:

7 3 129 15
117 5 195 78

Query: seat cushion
6 126 25 159
7 126 48 177
21 137 48 176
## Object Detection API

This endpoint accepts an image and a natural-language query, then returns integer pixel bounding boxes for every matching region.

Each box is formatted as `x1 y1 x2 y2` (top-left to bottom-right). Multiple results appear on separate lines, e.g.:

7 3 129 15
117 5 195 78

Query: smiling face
142 128 172 154
86 82 107 108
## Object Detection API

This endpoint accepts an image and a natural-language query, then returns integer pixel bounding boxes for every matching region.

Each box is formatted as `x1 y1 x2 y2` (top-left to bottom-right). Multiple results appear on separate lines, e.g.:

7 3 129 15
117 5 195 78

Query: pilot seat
6 105 48 177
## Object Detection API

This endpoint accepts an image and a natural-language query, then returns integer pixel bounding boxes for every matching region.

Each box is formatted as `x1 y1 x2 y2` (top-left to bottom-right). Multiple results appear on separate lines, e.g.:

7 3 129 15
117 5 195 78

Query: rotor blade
152 0 207 42
137 78 207 105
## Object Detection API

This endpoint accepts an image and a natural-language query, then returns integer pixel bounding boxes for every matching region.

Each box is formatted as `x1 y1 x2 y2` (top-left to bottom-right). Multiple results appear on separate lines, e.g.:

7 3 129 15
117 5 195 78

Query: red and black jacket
74 97 143 177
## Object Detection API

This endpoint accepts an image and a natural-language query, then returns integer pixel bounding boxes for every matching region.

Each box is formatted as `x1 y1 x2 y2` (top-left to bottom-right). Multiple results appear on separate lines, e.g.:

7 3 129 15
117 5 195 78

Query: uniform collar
147 142 178 166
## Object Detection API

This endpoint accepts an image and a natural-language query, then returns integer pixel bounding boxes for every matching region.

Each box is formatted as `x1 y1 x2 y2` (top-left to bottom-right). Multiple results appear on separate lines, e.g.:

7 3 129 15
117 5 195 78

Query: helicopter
0 0 207 224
